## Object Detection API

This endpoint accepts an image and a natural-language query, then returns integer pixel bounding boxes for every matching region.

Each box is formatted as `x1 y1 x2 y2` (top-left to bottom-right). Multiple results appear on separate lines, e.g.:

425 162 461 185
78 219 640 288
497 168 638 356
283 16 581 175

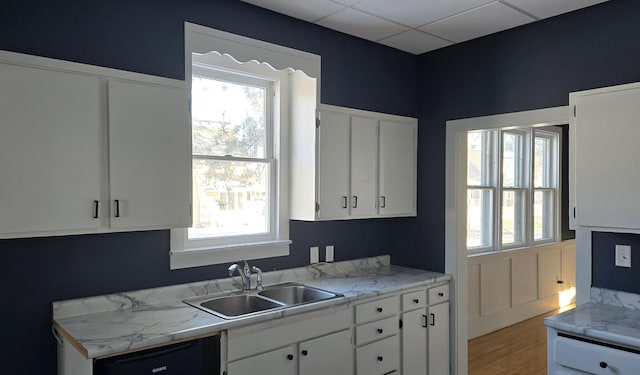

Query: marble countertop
544 288 640 349
53 256 451 359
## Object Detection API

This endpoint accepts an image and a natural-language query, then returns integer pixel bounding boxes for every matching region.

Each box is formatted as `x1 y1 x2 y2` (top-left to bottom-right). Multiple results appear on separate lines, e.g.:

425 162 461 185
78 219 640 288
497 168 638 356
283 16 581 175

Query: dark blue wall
391 0 640 277
592 232 640 293
0 1 417 374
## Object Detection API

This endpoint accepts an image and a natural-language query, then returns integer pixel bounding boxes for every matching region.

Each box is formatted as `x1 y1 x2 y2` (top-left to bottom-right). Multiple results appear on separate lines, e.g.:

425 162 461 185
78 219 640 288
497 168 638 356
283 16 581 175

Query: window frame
466 126 561 255
171 24 320 269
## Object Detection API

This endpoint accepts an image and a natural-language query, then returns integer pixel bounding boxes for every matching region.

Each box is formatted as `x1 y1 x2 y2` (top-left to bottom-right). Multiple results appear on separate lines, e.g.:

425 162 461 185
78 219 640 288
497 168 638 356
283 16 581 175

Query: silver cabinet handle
93 200 99 219
114 200 120 218
352 195 358 208
380 196 386 208
342 196 348 209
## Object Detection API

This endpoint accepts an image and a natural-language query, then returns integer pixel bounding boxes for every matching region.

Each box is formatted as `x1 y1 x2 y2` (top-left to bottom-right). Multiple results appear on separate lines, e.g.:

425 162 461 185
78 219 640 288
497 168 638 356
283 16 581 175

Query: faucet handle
252 266 263 291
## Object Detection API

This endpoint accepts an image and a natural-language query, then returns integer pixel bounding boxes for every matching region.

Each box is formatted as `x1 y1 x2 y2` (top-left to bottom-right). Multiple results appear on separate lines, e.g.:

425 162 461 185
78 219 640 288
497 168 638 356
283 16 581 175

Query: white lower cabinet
401 283 450 375
354 295 401 375
227 345 296 375
548 330 640 375
299 329 354 375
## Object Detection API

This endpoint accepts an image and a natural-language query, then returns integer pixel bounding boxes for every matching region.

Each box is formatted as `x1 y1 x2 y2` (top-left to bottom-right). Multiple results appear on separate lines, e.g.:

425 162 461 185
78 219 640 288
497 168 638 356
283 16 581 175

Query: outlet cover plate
310 246 319 264
616 245 631 268
326 245 334 262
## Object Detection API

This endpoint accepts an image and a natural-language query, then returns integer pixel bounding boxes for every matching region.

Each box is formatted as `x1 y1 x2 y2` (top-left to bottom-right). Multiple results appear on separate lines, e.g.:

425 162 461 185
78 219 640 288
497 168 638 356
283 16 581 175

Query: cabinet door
379 121 416 216
573 86 640 229
402 309 427 375
350 116 378 217
428 302 450 375
0 63 103 236
227 345 296 375
317 110 350 219
299 329 353 375
107 80 191 229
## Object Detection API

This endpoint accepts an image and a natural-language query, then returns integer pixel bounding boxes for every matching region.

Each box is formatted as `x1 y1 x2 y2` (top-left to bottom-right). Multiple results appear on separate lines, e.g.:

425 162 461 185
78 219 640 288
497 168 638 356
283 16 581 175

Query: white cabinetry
569 82 640 231
354 295 401 375
225 307 353 375
0 51 191 238
548 329 640 374
401 283 450 375
290 104 417 221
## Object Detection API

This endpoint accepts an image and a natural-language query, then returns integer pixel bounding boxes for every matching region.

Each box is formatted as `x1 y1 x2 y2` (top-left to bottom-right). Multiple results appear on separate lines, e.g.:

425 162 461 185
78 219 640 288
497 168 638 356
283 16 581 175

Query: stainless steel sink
184 282 343 320
258 283 340 305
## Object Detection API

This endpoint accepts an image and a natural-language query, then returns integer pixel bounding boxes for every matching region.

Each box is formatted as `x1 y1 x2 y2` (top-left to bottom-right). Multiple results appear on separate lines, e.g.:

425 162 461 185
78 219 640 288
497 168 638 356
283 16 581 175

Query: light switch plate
310 246 319 264
616 245 631 268
326 245 334 262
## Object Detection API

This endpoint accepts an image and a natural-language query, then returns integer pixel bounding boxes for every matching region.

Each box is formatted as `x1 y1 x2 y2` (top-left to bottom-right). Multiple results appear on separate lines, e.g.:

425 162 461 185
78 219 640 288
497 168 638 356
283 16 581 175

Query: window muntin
467 127 560 254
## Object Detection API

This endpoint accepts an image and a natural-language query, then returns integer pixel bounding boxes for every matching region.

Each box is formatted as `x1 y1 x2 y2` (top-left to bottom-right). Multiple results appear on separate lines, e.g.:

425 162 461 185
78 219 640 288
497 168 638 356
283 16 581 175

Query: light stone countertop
544 287 640 349
53 256 451 359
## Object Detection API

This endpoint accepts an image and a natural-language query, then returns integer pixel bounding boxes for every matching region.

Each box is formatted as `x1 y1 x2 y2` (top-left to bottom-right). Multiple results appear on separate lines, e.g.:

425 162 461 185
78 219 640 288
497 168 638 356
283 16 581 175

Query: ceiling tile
503 0 609 19
421 1 535 43
379 30 453 54
354 0 494 27
317 8 409 42
242 0 345 22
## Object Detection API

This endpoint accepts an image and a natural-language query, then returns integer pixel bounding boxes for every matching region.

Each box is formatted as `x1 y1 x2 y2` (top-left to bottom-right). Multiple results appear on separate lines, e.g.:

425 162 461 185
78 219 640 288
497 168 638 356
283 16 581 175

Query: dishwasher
94 335 220 375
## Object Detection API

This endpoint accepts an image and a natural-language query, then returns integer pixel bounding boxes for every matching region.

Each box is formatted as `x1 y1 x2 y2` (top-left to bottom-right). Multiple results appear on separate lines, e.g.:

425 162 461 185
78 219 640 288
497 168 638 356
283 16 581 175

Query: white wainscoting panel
480 258 511 316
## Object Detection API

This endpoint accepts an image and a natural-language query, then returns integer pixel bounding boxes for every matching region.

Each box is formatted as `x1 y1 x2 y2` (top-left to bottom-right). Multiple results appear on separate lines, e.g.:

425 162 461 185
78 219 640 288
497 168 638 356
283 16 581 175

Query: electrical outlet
310 246 319 264
616 245 631 268
326 245 334 262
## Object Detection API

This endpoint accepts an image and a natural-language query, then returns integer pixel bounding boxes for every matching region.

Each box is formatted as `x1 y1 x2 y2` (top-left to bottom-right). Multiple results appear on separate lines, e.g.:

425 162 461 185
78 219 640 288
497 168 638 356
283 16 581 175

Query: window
171 23 320 269
467 127 560 254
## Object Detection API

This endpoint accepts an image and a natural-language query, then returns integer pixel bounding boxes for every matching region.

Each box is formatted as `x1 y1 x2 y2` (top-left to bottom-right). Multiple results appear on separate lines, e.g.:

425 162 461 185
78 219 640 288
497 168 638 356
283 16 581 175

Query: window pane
534 136 551 188
534 190 554 241
191 76 266 158
502 190 526 246
467 131 491 186
502 132 524 188
190 159 269 239
467 188 493 249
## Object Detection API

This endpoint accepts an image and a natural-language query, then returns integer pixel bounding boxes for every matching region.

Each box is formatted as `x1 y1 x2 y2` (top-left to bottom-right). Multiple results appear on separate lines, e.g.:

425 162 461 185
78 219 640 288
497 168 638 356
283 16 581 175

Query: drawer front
356 316 399 346
428 284 449 305
356 335 400 375
355 295 399 324
402 290 427 310
556 336 640 374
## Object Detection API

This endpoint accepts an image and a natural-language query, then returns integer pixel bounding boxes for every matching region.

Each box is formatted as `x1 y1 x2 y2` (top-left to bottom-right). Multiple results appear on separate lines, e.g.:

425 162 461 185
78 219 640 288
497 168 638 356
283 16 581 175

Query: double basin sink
184 282 343 319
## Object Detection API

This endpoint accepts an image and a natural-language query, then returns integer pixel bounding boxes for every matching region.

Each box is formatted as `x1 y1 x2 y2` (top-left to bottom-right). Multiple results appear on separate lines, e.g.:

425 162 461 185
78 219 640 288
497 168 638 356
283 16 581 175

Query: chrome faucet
252 265 263 291
228 260 252 291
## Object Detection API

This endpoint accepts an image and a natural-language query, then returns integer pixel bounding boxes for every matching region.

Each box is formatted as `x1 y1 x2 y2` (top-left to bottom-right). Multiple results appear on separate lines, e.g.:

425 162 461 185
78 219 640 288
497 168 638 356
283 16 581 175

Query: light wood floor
468 307 573 375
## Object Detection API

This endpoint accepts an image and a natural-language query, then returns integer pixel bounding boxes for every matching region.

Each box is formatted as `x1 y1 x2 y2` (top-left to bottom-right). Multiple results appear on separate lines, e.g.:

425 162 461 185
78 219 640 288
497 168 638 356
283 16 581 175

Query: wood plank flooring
468 306 574 375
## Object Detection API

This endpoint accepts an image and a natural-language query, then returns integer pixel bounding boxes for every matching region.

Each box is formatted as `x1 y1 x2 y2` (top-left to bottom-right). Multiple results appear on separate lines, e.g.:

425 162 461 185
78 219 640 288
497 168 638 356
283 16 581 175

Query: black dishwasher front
94 335 220 375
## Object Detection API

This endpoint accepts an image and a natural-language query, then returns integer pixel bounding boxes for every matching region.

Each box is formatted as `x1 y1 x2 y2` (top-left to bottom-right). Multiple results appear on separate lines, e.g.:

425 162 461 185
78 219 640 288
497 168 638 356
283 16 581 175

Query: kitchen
2 0 640 374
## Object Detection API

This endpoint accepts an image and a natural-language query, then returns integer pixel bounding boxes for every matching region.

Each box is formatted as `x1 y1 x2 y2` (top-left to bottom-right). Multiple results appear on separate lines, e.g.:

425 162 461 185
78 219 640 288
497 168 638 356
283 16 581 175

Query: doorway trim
445 106 569 375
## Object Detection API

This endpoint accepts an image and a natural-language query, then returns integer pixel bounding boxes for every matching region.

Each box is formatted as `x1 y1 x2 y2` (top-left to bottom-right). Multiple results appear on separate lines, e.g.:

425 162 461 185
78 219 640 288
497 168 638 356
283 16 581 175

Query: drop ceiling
241 0 609 54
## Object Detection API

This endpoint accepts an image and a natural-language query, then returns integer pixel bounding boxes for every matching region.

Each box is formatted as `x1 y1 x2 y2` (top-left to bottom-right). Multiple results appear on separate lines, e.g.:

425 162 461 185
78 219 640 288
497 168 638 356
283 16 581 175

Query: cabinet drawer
402 290 427 310
355 296 399 324
356 335 399 375
227 345 296 375
428 284 449 305
356 316 399 346
556 335 640 374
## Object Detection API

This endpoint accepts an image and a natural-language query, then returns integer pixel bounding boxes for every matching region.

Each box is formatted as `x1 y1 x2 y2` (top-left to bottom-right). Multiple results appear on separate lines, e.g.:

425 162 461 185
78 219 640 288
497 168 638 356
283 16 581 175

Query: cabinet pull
380 196 386 208
342 196 348 209
301 350 308 356
422 314 428 328
377 356 384 362
376 307 383 313
377 328 384 334
599 361 608 369
413 298 420 304
438 292 444 297
353 195 358 208
287 354 294 361
93 200 99 219
114 200 120 218
430 313 435 326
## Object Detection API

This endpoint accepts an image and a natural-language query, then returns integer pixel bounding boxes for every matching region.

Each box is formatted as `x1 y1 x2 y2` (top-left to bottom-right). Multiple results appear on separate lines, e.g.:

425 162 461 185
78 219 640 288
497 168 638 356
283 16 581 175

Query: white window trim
171 24 320 269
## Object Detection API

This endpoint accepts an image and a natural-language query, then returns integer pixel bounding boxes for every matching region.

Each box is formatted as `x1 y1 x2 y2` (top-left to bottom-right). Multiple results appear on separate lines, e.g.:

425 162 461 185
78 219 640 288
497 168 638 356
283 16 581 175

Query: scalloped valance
185 22 321 79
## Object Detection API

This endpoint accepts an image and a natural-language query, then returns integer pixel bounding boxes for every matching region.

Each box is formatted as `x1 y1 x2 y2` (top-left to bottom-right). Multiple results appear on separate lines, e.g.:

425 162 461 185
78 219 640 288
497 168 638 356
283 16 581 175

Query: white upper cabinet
0 51 191 238
570 82 640 231
0 63 103 235
290 104 417 221
107 81 191 229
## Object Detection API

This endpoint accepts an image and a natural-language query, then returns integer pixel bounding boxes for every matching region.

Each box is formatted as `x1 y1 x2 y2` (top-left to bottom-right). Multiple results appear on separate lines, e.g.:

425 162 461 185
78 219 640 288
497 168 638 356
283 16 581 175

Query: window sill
170 240 291 269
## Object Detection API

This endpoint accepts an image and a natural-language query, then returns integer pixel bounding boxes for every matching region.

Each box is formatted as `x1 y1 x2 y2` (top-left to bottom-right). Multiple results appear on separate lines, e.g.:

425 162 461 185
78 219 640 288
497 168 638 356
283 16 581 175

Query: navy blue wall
0 1 417 374
391 0 640 276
